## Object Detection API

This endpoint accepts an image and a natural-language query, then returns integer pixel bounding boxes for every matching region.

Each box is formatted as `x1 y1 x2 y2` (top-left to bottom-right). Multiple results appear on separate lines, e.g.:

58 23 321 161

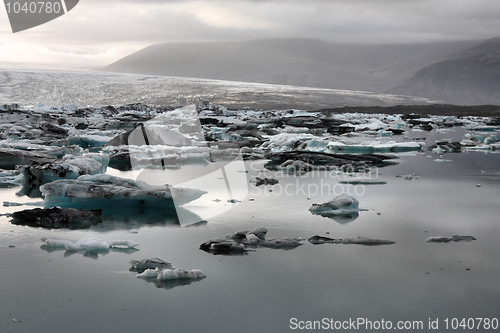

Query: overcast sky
1 0 499 68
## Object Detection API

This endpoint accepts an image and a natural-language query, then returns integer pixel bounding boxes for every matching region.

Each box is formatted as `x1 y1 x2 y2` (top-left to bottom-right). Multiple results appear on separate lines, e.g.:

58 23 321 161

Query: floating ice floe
308 235 396 245
309 194 366 223
0 140 84 158
130 257 206 286
324 140 423 154
426 235 477 243
254 177 279 186
130 257 174 272
338 178 387 185
41 237 139 257
40 174 206 210
200 227 304 255
19 153 109 185
10 207 102 229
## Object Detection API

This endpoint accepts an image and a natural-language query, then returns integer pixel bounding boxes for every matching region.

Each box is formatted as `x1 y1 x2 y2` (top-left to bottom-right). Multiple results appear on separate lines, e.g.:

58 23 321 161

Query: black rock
11 207 102 229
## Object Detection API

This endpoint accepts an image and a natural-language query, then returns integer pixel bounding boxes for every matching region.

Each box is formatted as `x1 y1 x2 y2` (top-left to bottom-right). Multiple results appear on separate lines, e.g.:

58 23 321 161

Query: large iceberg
40 174 206 211
19 153 109 185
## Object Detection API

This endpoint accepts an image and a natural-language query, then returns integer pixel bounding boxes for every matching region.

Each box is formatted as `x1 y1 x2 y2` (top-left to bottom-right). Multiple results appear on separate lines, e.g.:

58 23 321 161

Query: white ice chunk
41 237 139 252
156 268 206 280
136 268 158 279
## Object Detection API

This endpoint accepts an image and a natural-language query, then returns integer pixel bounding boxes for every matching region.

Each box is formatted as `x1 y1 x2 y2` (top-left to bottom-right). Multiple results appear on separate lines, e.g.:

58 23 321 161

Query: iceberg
258 238 304 249
0 148 55 169
40 237 139 257
40 174 206 211
261 133 315 152
199 228 304 254
254 177 279 186
104 145 211 169
426 235 477 243
68 134 112 148
130 257 173 272
309 194 365 223
10 207 102 229
276 159 315 175
338 178 387 185
130 258 206 284
19 153 109 185
308 235 396 246
325 140 423 154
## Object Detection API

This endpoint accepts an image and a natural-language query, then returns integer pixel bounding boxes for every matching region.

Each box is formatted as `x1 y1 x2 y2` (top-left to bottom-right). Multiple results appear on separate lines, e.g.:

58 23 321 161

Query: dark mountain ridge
389 38 500 105
103 38 475 92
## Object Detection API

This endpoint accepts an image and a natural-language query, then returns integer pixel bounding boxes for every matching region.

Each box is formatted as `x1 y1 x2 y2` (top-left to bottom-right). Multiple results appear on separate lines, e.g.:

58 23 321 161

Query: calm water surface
1 137 500 332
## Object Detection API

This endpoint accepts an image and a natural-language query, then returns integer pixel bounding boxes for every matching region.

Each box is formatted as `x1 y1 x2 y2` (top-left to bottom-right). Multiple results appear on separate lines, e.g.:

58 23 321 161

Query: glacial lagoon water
1 129 500 332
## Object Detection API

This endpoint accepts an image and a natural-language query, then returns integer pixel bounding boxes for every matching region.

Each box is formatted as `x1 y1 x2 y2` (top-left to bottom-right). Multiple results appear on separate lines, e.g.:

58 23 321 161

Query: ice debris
308 235 396 246
10 207 102 229
426 235 477 243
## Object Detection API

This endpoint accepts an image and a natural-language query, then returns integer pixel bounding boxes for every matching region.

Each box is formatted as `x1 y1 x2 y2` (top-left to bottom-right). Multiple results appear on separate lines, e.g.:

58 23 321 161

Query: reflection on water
1 148 500 332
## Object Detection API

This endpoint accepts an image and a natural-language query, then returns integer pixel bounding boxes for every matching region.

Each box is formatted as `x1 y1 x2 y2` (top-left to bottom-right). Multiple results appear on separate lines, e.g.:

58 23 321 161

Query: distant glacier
0 69 433 110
